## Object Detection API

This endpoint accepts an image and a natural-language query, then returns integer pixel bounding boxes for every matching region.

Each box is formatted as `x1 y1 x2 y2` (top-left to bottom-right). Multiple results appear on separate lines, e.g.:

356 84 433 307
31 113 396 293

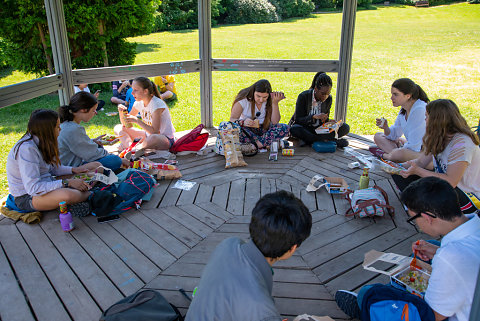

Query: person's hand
313 113 328 122
94 90 100 98
125 114 139 124
122 80 130 87
270 91 286 104
412 240 438 261
400 160 419 178
67 178 91 191
73 162 102 174
375 117 388 129
117 104 127 112
395 138 405 148
243 118 256 127
93 134 106 146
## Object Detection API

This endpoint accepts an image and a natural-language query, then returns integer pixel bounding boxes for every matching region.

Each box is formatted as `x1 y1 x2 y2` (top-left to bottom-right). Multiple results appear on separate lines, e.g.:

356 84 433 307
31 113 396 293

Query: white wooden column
44 0 74 105
335 0 357 122
198 0 213 127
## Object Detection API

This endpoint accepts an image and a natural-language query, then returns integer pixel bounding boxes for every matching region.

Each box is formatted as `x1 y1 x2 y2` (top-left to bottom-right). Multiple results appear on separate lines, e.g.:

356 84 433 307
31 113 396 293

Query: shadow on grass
136 43 162 54
0 67 15 81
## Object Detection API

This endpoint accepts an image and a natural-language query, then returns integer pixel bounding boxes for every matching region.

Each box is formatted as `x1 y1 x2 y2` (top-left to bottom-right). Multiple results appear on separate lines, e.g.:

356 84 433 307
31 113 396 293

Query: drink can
59 201 67 214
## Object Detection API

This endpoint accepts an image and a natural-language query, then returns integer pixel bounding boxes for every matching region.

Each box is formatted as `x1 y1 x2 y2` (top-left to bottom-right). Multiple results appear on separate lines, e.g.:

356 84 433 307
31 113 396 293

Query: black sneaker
69 201 91 217
336 138 349 148
335 290 361 319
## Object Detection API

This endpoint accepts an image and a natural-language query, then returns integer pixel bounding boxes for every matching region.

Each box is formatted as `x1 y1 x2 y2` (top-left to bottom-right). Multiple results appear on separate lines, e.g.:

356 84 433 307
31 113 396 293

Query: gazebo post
44 0 74 106
198 0 213 127
336 0 357 122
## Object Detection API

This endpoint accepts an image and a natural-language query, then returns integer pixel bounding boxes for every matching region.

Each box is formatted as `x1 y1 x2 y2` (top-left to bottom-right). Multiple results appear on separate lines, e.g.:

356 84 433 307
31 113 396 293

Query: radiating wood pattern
0 132 427 320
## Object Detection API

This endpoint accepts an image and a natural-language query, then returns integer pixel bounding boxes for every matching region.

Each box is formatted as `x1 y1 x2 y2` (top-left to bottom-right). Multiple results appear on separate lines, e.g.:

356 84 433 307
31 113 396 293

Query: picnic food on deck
374 158 406 175
99 135 120 145
397 269 429 293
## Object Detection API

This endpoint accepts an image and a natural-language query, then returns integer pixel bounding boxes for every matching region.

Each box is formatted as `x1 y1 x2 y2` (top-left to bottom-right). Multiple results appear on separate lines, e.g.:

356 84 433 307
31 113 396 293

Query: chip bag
219 128 247 168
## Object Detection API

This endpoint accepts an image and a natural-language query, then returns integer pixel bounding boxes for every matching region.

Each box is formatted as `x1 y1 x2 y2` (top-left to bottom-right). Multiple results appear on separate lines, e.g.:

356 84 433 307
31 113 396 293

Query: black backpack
100 289 183 321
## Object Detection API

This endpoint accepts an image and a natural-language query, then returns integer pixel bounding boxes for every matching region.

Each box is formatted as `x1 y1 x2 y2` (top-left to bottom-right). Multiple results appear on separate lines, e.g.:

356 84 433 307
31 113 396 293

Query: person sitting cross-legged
185 190 312 321
334 176 480 321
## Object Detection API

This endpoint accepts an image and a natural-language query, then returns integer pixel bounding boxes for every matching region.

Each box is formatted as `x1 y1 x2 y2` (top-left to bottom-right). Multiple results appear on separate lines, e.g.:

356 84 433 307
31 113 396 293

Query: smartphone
97 215 120 223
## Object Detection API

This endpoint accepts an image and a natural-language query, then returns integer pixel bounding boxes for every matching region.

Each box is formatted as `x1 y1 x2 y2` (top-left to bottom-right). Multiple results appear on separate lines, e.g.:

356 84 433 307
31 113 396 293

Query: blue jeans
97 154 122 170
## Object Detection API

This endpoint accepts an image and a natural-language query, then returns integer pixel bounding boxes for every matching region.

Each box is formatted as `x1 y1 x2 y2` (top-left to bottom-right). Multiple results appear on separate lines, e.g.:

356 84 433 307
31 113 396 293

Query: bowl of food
391 267 430 298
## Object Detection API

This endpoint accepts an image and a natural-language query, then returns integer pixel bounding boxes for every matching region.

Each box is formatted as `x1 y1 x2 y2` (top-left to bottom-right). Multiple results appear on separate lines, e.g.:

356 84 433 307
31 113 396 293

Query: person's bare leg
32 189 91 211
111 97 126 105
114 124 145 151
383 148 423 163
160 91 173 100
373 133 398 153
141 134 171 150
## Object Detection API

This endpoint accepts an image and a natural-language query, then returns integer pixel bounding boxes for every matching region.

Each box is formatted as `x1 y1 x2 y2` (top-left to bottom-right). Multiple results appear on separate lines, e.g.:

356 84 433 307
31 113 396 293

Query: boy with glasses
335 176 480 321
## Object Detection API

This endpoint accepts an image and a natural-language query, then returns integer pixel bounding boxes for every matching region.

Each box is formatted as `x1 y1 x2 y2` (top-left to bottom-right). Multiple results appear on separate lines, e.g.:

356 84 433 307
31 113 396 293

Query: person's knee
114 124 123 135
373 132 384 144
161 91 173 100
339 123 350 136
289 124 303 137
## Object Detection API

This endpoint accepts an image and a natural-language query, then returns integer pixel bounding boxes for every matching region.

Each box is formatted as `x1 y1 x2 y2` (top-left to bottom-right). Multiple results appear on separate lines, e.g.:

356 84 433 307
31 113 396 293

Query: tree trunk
37 22 54 74
98 20 109 67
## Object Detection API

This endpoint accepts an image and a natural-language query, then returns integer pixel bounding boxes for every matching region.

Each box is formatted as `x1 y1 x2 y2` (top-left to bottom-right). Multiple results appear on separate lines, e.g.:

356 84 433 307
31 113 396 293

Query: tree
0 0 160 76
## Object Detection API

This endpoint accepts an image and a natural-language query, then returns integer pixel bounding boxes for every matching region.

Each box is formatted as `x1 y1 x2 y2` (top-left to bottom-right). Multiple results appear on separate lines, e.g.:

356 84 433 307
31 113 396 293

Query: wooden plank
243 178 261 215
141 180 171 210
159 182 183 207
315 189 336 213
178 204 225 229
125 210 189 259
0 224 71 320
142 208 202 248
81 215 160 283
176 183 200 206
194 184 213 204
375 178 415 230
68 219 144 295
215 222 249 234
273 282 331 300
39 216 123 310
275 297 349 320
227 179 246 215
311 227 417 282
273 268 321 284
17 223 102 321
326 233 425 294
310 209 335 223
107 215 177 270
0 242 35 321
300 188 317 212
212 182 230 209
195 202 234 221
162 206 214 238
145 274 200 292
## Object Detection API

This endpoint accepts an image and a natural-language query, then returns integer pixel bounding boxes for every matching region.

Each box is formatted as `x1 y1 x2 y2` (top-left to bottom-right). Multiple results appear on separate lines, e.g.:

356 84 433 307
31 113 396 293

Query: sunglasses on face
406 211 437 226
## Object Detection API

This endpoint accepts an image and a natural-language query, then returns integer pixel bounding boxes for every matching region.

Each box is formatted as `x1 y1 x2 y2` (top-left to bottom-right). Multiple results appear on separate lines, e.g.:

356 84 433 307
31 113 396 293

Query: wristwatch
62 179 69 188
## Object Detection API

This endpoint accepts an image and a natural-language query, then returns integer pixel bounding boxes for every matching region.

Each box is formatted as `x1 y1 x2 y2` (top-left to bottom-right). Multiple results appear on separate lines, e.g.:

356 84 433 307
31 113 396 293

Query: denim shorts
14 194 36 212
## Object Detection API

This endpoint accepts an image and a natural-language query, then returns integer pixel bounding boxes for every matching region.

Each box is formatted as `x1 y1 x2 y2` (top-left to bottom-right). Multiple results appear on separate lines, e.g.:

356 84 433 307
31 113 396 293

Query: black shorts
14 194 36 212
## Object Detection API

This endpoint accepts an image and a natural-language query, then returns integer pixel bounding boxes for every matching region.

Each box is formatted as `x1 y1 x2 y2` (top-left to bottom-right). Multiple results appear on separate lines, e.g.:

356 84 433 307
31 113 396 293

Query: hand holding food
375 117 388 129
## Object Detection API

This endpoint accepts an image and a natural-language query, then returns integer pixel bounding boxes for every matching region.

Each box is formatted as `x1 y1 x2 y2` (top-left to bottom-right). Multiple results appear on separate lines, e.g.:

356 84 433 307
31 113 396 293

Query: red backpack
169 124 209 153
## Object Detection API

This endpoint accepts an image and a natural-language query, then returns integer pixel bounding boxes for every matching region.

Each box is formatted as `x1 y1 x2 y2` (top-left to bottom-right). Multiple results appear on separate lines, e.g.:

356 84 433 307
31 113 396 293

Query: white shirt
74 86 90 94
385 99 427 152
433 133 480 195
237 98 266 125
425 215 480 321
132 96 175 139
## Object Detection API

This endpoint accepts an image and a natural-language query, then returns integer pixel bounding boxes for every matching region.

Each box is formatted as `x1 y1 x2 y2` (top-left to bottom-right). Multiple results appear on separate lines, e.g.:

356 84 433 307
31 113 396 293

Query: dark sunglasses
406 211 437 226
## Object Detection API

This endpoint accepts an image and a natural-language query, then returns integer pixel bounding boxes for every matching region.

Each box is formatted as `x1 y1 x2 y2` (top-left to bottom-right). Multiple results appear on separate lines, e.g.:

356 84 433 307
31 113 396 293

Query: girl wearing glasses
58 91 128 170
370 78 429 162
229 79 289 153
289 72 350 148
396 99 480 214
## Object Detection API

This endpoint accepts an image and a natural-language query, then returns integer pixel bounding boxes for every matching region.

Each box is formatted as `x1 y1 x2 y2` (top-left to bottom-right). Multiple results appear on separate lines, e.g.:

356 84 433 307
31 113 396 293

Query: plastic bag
172 180 196 191
219 128 247 168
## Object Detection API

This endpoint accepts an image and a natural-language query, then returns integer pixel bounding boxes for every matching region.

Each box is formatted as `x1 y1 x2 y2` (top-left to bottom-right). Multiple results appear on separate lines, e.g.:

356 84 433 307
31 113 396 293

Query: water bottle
358 168 370 190
59 201 75 232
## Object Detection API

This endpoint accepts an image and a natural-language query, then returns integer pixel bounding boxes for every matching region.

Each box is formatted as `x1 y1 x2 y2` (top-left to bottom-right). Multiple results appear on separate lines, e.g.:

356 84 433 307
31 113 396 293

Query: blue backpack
91 169 156 217
361 284 435 321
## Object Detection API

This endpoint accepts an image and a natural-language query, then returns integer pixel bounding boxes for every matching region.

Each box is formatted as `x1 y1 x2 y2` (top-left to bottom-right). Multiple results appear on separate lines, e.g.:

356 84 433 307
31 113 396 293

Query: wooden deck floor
0 133 428 321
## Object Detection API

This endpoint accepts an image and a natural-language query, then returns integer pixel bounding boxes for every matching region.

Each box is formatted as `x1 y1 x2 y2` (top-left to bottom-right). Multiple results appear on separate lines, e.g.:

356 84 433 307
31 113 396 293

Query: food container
391 266 430 298
363 250 432 298
324 177 348 194
282 149 294 156
372 158 405 175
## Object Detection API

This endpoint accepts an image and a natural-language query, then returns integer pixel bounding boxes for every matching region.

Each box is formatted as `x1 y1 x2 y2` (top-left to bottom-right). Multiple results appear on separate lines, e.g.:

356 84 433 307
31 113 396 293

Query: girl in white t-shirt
396 99 480 214
370 78 430 162
114 77 175 153
229 79 289 151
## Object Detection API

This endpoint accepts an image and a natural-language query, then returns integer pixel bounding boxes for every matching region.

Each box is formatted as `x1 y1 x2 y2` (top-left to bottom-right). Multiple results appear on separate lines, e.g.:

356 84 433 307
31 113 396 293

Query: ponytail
416 84 429 104
58 91 97 122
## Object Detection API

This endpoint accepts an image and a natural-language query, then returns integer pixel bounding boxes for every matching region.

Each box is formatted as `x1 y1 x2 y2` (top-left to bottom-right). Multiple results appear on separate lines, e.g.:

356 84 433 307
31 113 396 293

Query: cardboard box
363 250 431 298
324 177 348 194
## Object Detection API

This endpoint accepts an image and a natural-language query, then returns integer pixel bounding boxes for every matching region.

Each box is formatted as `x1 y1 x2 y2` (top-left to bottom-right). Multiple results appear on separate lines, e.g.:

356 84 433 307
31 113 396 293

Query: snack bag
219 128 247 168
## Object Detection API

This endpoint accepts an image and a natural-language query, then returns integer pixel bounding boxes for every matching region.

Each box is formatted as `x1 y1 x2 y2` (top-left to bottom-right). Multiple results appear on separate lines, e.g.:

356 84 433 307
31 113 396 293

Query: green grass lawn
1 3 479 197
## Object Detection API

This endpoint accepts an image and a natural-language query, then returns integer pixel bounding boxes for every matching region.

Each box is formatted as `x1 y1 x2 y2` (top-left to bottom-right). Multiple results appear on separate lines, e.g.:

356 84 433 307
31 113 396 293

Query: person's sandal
369 146 385 158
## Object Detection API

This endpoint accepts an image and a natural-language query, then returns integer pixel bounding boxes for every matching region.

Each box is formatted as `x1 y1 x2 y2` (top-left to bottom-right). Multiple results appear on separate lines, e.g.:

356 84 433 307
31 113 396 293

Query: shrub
271 0 315 19
221 0 279 24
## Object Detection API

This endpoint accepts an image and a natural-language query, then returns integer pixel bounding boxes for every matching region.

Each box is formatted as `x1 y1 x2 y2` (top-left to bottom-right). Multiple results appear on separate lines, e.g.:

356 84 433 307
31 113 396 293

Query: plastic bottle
122 108 132 128
358 168 370 189
59 201 75 232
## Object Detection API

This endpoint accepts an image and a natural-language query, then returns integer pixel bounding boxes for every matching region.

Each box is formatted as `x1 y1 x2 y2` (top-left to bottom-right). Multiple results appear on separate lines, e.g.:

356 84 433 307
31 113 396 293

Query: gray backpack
100 289 182 321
